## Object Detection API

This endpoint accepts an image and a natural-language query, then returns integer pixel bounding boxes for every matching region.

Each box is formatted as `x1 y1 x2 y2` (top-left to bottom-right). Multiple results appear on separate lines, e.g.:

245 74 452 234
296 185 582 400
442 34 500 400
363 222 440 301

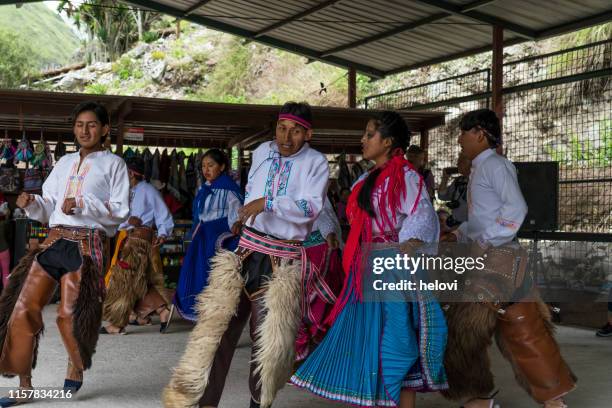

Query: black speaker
514 161 558 232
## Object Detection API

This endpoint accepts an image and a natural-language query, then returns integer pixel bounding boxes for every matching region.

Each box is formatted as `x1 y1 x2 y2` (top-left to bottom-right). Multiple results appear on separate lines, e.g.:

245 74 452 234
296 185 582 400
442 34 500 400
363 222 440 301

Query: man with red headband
101 156 174 335
164 102 329 408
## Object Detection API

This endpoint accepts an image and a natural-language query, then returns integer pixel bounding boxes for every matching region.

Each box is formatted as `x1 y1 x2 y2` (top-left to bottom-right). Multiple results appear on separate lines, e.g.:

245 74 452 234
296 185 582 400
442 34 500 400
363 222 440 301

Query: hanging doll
14 132 33 164
0 137 15 163
30 134 53 169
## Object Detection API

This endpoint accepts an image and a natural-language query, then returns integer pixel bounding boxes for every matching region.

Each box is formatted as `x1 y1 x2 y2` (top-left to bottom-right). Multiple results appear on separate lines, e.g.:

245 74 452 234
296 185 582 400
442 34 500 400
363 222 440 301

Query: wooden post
420 129 429 163
116 119 124 155
176 19 181 39
348 67 357 108
492 25 504 152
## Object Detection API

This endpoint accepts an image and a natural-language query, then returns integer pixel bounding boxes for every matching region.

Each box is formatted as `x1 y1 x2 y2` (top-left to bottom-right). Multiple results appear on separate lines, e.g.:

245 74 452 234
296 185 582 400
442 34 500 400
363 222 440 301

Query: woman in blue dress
291 111 448 407
174 149 242 321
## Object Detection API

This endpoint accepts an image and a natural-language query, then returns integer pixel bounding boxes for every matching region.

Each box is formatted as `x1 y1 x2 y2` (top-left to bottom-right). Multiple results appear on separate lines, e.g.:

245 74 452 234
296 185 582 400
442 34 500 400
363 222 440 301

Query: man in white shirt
0 101 130 405
442 109 575 408
164 102 329 408
101 157 174 335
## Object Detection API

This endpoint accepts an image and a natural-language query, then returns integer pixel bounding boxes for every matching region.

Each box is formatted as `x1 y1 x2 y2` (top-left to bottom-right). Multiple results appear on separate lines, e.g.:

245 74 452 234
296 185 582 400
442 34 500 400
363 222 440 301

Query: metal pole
492 25 504 152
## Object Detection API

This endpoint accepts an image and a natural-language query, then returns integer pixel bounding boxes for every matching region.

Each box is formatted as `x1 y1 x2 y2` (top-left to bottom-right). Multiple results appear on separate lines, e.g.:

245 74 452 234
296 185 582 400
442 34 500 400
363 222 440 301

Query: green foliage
84 82 109 94
545 120 612 167
151 50 166 60
58 0 160 62
170 40 187 59
112 56 136 80
0 3 79 69
202 38 251 101
0 29 36 87
142 31 159 44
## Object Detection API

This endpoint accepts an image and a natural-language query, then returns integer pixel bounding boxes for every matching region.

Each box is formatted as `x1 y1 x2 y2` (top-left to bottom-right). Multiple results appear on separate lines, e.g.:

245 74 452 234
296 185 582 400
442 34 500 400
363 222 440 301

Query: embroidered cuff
264 197 274 212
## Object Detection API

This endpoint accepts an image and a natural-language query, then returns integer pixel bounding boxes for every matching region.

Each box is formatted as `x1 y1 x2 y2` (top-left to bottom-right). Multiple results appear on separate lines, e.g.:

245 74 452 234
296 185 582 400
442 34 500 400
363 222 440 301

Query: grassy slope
0 2 79 68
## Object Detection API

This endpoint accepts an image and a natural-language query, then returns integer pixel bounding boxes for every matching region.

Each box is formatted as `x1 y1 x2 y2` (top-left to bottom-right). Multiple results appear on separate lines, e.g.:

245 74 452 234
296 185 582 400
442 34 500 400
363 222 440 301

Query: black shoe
596 323 612 337
63 379 83 393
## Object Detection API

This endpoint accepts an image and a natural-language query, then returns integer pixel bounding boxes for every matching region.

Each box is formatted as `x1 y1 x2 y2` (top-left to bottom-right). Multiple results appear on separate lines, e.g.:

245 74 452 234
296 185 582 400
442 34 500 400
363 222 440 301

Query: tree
0 29 36 87
58 0 160 62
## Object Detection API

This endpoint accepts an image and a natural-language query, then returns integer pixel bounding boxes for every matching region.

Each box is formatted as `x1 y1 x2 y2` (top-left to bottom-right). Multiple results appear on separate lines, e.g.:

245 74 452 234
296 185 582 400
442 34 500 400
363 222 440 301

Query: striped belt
237 228 336 320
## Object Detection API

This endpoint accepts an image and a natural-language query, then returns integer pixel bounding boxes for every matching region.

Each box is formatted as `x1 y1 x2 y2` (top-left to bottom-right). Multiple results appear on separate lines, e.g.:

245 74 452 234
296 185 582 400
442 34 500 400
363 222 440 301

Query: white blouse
198 182 242 230
353 165 439 244
25 150 130 237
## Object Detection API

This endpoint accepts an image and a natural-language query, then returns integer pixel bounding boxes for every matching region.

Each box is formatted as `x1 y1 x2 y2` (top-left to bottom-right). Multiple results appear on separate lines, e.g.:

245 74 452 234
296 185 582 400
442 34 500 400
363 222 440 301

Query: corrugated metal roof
123 0 612 77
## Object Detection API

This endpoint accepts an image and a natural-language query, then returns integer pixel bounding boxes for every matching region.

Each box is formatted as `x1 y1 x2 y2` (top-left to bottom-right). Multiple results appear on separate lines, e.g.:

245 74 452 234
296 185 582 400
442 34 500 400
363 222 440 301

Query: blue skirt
173 217 238 321
291 281 447 407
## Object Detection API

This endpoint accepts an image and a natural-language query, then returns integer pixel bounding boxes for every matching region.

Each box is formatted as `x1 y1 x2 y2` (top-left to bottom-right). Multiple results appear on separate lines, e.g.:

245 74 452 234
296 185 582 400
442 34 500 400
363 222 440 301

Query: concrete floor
0 306 611 407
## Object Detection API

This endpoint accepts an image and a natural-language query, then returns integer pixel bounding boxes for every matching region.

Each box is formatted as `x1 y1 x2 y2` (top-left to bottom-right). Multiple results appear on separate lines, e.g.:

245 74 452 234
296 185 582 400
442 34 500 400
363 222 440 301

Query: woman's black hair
459 109 501 148
357 111 411 217
279 101 313 129
71 101 110 127
202 148 230 174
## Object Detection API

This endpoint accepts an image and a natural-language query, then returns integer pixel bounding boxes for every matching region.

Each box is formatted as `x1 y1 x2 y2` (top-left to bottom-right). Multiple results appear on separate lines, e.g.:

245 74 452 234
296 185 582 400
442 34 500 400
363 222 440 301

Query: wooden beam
253 0 343 38
348 67 357 108
413 0 536 39
228 128 270 147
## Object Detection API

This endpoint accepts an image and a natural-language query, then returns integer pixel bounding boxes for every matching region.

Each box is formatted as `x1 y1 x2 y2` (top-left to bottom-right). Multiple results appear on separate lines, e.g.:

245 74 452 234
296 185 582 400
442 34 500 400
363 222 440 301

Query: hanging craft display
14 131 33 163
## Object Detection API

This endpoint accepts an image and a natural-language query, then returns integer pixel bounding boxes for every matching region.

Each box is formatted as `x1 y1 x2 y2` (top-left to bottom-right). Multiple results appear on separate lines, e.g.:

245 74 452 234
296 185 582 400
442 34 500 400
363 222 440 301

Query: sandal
160 305 174 334
461 390 499 408
544 398 567 408
128 317 152 326
99 326 127 335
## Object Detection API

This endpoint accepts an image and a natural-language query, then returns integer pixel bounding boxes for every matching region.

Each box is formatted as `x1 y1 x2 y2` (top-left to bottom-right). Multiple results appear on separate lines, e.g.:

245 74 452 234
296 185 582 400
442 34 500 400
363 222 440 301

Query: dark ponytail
357 111 411 217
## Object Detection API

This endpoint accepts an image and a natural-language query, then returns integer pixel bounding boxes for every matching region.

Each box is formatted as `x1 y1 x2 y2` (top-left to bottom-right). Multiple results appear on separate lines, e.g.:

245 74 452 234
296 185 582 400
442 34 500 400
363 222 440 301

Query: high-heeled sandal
460 390 500 408
160 304 174 333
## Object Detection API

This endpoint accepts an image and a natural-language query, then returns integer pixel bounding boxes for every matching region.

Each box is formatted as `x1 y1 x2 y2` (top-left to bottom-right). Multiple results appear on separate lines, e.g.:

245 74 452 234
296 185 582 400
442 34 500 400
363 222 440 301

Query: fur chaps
441 302 498 400
149 245 169 304
73 255 104 370
103 237 150 327
253 259 302 408
0 249 42 376
163 250 243 408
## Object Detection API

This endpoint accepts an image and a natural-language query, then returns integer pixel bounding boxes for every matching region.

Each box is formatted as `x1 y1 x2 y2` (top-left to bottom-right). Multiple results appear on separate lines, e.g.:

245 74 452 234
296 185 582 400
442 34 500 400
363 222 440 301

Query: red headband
278 113 312 130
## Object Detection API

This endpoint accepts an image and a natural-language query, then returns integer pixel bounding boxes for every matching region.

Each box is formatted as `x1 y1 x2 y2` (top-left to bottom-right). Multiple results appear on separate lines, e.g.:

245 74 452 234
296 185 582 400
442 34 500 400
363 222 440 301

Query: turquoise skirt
291 281 448 407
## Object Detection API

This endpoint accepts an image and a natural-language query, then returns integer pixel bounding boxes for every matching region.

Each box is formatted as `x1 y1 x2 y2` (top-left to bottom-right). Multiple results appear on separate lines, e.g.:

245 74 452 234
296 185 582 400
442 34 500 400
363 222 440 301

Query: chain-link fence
366 39 612 235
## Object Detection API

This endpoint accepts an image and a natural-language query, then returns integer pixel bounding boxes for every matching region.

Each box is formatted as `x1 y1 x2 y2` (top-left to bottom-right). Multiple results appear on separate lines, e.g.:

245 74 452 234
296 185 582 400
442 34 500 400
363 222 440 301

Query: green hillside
0 2 79 69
